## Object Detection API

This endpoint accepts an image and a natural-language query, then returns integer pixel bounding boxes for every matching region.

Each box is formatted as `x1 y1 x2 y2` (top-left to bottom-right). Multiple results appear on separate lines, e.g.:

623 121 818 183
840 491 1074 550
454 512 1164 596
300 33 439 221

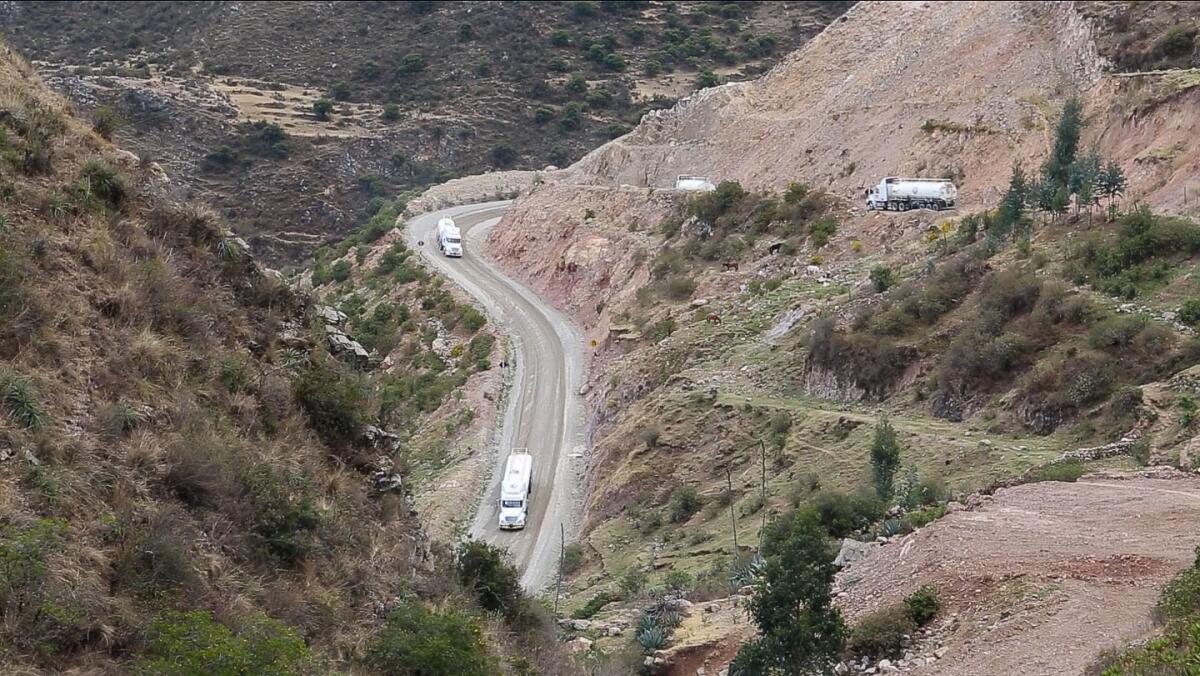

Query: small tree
456 541 523 618
730 508 845 674
994 162 1028 239
1069 149 1102 223
869 265 894 293
312 98 334 121
491 144 517 167
870 416 901 501
1098 160 1127 220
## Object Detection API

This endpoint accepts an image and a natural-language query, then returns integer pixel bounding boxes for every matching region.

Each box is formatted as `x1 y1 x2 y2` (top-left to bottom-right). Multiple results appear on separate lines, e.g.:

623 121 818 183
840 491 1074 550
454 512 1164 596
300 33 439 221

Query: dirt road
406 201 585 591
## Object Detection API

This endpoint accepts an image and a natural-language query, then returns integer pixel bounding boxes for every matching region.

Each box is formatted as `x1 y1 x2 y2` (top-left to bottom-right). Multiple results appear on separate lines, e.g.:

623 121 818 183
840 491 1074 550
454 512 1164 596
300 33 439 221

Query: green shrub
331 260 352 283
907 504 945 529
570 1 599 20
667 486 703 523
811 489 883 537
293 362 368 446
396 52 427 74
639 425 661 448
565 73 588 94
80 159 127 209
559 102 584 131
138 610 310 676
92 106 119 140
1180 299 1200 327
870 265 894 293
620 567 647 598
665 570 693 592
456 540 523 618
561 542 585 575
696 70 721 88
0 518 67 616
312 98 334 120
491 144 517 167
381 103 401 121
461 306 487 332
330 81 351 101
905 586 940 625
533 107 554 124
809 216 838 247
1029 459 1087 483
366 604 495 676
549 30 571 47
847 605 915 660
572 591 619 619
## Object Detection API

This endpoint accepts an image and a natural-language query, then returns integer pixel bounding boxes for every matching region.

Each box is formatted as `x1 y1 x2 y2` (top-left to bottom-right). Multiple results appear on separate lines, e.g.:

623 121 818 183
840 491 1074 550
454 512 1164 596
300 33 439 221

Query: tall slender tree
730 509 846 675
1044 97 1085 190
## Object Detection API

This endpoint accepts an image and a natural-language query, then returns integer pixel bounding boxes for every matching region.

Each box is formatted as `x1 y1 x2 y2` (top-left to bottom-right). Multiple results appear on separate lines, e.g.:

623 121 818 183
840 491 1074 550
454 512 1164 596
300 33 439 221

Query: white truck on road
436 217 463 257
675 175 716 192
866 177 958 211
498 450 533 530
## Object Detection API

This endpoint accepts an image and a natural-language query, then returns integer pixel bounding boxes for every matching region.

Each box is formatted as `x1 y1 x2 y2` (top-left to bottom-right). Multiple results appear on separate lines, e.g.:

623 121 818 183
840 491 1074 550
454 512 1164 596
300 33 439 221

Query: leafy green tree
312 98 334 121
1044 97 1084 190
730 508 845 675
870 416 901 501
456 541 523 618
366 604 496 676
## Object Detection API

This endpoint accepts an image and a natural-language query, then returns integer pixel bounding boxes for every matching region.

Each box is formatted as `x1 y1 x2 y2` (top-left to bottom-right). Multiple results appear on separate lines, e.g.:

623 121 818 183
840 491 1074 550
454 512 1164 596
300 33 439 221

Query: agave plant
636 612 658 635
659 611 683 630
727 552 765 591
637 626 668 654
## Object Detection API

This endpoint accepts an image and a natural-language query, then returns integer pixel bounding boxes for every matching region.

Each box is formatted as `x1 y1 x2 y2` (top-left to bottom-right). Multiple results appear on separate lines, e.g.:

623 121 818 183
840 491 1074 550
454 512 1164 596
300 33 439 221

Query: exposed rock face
563 2 1105 199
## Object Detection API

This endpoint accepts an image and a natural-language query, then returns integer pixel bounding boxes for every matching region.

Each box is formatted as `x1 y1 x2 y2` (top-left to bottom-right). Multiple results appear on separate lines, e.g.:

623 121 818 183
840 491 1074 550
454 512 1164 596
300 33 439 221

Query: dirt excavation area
835 471 1200 675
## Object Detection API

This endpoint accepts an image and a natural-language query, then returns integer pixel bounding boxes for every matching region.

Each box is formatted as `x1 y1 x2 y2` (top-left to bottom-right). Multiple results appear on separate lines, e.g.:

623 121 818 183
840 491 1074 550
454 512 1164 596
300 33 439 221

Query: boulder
566 637 593 654
834 538 877 567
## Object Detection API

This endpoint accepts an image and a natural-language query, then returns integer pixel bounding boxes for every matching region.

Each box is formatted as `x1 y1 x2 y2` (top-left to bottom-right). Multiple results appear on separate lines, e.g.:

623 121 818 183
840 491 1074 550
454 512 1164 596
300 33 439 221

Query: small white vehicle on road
437 217 463 257
498 450 533 530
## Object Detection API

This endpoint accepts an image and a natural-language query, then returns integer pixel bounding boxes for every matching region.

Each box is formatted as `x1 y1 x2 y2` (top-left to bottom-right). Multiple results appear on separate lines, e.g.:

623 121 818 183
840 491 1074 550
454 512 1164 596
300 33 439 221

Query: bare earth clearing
833 472 1200 676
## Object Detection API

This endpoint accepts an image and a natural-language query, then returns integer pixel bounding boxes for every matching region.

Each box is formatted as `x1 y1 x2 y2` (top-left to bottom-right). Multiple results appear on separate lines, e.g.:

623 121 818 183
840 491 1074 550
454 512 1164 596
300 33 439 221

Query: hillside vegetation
0 0 851 263
0 42 570 675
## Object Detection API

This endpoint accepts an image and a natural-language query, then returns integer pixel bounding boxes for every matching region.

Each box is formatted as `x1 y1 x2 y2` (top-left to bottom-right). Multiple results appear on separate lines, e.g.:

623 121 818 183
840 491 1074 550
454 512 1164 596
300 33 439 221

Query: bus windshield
501 499 523 509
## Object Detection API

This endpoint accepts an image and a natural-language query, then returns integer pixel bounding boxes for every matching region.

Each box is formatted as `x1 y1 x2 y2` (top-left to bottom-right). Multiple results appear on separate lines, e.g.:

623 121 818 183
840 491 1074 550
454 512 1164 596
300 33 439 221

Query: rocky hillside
0 41 567 675
0 0 851 263
454 1 1200 671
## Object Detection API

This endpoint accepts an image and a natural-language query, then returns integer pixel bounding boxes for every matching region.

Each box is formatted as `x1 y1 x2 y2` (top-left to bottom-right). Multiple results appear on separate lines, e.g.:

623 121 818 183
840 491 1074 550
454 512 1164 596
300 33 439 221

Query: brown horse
722 261 739 272
706 313 722 325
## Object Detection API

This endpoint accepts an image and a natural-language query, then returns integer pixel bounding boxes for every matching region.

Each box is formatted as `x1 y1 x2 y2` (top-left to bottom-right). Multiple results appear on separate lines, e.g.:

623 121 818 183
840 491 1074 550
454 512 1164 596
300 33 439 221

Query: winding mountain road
405 201 585 591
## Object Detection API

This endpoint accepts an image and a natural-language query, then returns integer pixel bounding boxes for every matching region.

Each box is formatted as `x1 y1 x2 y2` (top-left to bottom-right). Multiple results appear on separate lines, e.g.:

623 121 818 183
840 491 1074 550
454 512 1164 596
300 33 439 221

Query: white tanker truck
866 177 958 211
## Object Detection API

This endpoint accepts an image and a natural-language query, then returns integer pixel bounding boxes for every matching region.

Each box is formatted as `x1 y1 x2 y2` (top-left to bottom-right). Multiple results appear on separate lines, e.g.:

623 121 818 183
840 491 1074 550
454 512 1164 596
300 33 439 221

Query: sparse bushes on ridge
456 540 523 619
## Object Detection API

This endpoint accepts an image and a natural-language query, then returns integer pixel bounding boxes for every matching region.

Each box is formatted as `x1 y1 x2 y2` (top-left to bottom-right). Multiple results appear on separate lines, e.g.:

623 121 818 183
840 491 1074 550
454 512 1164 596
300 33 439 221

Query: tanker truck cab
436 217 463 258
498 450 533 530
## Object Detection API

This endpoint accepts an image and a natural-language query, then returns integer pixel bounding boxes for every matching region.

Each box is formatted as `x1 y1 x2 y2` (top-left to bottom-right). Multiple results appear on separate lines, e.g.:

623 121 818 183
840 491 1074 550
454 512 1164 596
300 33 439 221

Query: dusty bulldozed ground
665 471 1200 676
836 471 1200 675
